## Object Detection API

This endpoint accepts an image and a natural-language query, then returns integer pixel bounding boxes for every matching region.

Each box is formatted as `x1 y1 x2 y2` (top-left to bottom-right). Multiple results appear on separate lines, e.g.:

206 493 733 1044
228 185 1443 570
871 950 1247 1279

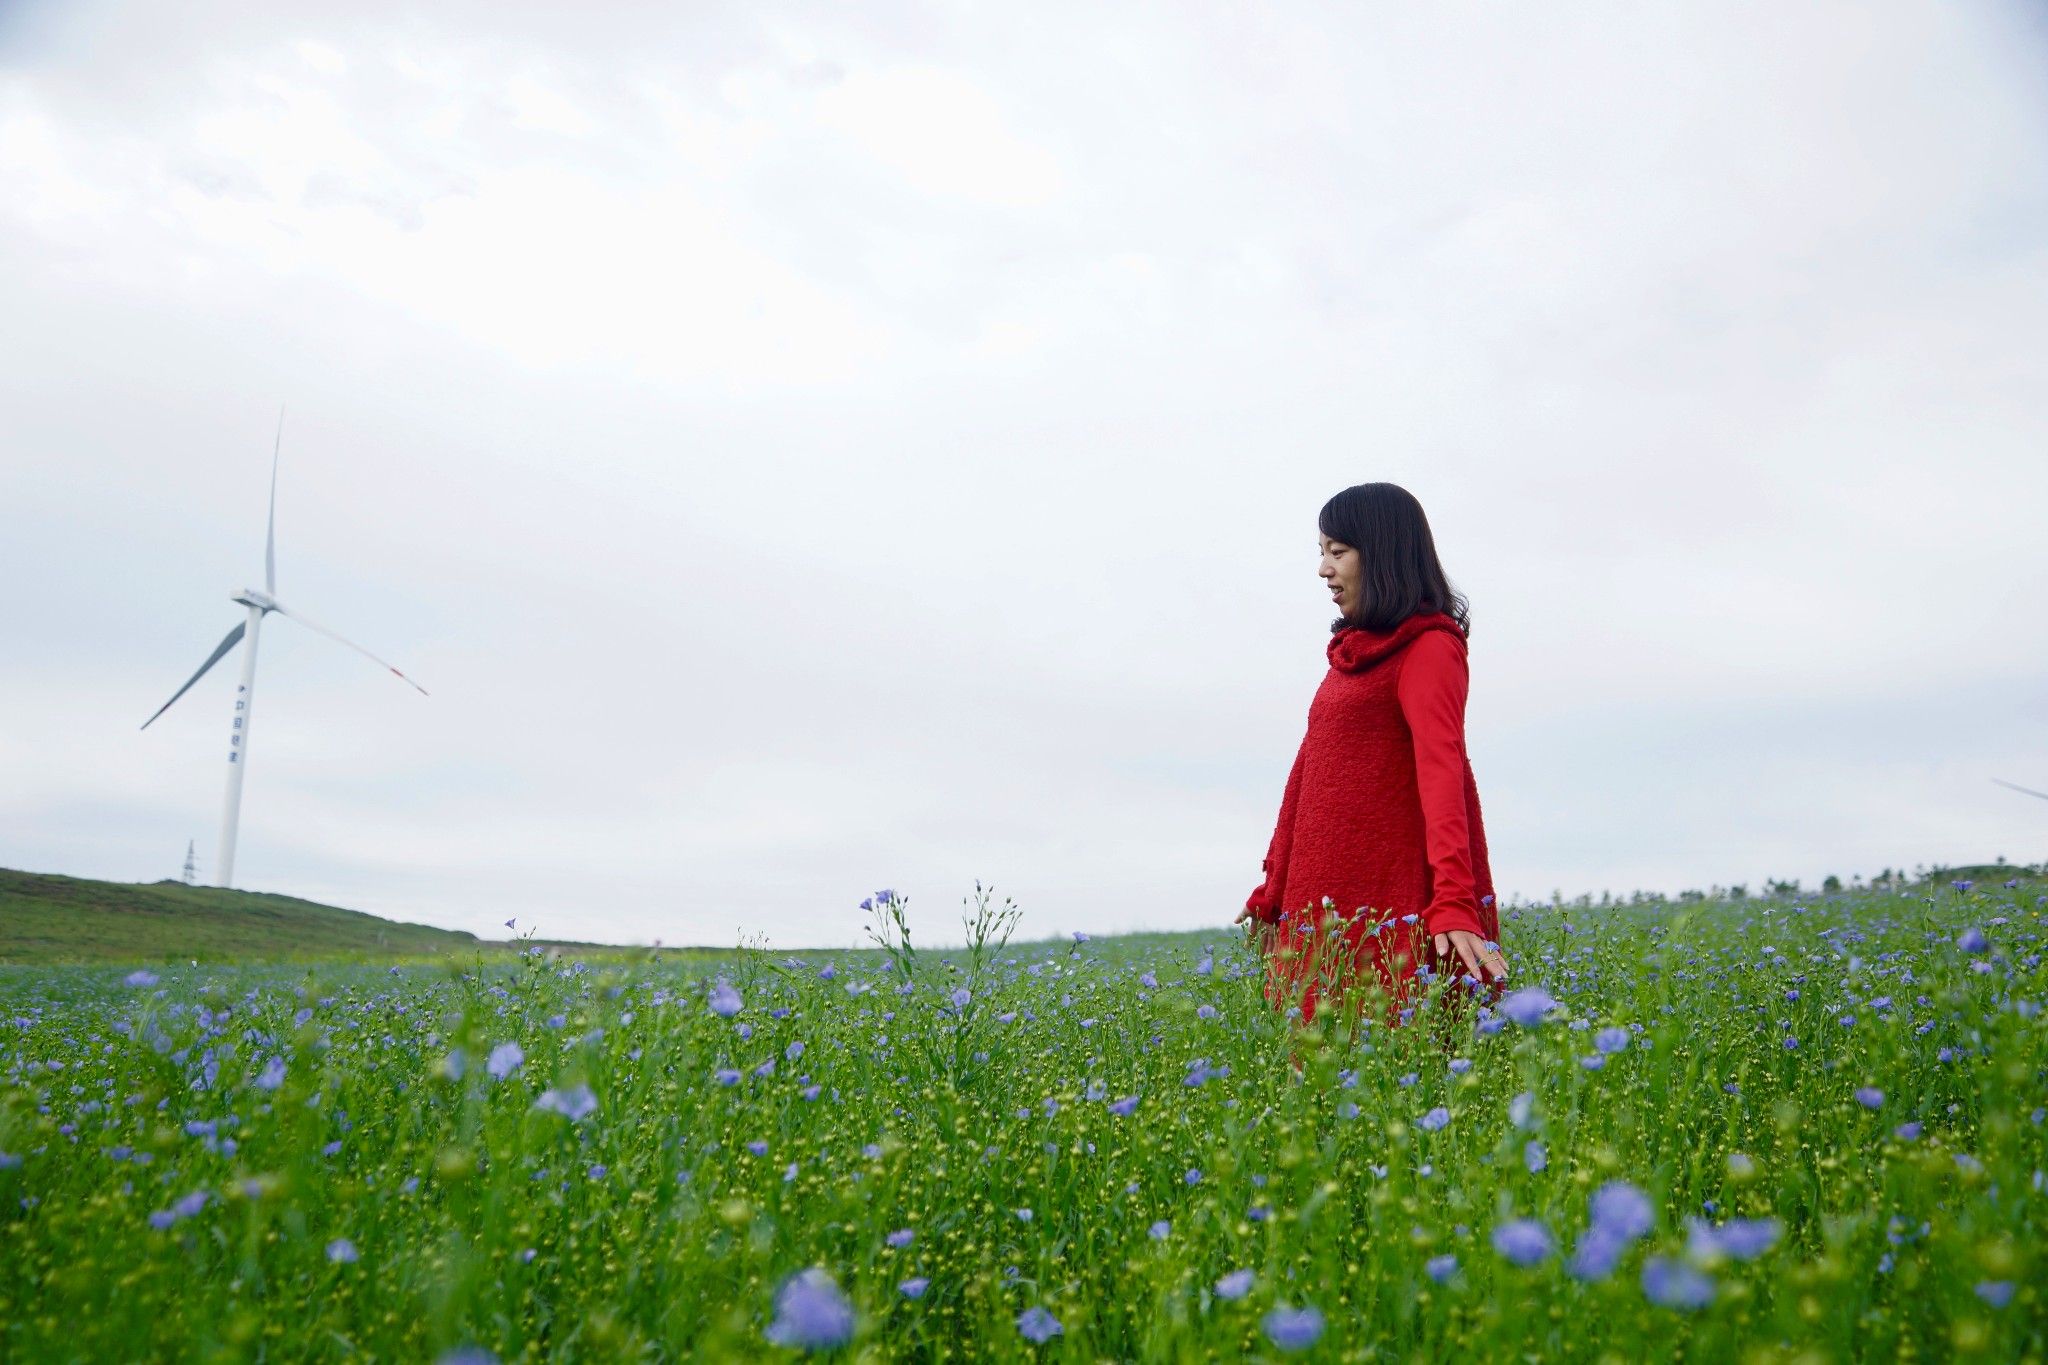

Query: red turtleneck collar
1326 605 1465 673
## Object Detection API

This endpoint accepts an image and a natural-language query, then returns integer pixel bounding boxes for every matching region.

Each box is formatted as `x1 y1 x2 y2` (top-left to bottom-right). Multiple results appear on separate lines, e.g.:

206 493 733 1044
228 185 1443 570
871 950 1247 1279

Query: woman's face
1319 533 1361 616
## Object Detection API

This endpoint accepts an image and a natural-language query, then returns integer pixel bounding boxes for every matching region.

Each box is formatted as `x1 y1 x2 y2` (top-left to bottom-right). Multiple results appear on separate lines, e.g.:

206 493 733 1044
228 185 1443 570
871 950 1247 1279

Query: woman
1234 483 1508 1043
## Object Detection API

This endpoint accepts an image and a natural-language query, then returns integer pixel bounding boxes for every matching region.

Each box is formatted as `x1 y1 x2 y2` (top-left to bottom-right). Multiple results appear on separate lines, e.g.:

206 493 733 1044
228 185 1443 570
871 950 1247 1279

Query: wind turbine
140 411 427 888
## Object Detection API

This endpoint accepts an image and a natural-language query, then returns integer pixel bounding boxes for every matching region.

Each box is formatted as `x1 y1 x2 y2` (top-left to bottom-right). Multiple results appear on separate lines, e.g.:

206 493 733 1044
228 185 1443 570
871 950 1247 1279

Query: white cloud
1 0 2045 948
811 65 1066 208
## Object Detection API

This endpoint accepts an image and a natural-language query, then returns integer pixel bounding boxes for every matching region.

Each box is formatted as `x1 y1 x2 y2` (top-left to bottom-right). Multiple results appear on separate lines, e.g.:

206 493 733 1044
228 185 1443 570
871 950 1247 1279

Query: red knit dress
1245 606 1500 1029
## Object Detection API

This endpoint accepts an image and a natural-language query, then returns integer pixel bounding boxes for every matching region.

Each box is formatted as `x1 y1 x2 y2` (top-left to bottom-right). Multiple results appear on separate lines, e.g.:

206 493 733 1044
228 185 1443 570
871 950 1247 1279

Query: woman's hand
1432 929 1508 984
1234 904 1274 954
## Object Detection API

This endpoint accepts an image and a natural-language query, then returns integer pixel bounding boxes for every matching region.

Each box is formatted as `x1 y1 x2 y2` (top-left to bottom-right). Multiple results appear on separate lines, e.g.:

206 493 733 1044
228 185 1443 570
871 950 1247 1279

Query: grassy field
0 869 637 965
0 877 2042 1361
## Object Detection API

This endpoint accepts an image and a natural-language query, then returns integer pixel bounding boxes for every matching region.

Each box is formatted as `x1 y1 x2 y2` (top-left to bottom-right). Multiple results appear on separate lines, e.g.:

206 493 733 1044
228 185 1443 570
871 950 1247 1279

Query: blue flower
1449 1058 1472 1075
1017 1306 1062 1343
1148 1219 1170 1240
1425 1253 1458 1283
1688 1215 1780 1261
1524 1140 1547 1173
1185 1167 1202 1186
708 981 743 1018
124 970 159 988
1854 1087 1884 1110
715 1068 741 1086
1641 1255 1714 1309
1894 1121 1922 1140
1593 1027 1631 1055
886 1228 914 1248
1262 1305 1325 1352
1508 1091 1536 1130
1493 1218 1552 1266
1589 1181 1654 1241
1568 1226 1626 1281
327 1238 358 1263
1714 1217 1780 1260
1215 1268 1255 1300
486 1041 524 1080
1957 927 1988 953
1418 1107 1450 1132
898 1277 929 1300
253 1056 287 1092
1109 1095 1140 1117
1976 1280 2015 1308
764 1267 856 1351
1500 987 1557 1026
533 1084 597 1122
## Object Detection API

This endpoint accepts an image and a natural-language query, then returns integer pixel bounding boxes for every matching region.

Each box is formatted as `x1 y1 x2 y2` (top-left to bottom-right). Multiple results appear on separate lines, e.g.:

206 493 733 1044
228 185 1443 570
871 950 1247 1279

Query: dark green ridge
0 867 524 965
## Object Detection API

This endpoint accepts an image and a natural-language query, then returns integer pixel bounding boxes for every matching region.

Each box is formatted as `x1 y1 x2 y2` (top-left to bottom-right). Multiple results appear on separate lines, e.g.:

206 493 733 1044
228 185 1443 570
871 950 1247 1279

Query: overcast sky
3 0 2045 950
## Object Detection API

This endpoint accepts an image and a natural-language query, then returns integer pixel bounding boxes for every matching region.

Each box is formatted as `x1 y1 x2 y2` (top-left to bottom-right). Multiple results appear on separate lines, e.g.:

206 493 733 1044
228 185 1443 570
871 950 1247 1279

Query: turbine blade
1992 777 2048 802
141 621 246 730
269 602 428 695
265 406 283 595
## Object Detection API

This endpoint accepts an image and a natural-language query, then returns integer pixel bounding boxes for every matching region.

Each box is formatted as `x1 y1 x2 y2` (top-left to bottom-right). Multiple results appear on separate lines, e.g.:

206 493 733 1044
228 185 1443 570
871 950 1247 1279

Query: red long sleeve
1246 740 1306 923
1394 630 1484 938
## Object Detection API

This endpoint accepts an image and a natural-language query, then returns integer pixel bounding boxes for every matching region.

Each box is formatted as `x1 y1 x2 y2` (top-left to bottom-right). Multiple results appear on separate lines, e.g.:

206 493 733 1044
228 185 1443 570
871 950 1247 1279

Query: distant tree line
1524 855 2044 910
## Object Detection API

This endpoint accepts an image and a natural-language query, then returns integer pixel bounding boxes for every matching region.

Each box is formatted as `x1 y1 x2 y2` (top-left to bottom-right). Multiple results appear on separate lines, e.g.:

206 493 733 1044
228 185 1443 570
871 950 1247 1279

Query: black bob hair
1319 482 1471 638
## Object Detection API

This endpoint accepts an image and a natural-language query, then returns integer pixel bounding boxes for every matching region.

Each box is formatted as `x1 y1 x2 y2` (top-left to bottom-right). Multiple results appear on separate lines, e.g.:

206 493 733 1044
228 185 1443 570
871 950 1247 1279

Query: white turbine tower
141 412 428 888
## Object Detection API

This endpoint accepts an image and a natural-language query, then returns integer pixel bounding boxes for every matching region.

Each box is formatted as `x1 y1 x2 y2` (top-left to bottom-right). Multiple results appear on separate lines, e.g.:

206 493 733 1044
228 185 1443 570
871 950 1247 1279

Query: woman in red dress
1234 483 1509 1045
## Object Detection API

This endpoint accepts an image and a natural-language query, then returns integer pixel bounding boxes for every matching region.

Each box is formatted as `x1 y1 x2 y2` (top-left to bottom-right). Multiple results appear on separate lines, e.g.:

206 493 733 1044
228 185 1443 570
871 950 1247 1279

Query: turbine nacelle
232 588 279 612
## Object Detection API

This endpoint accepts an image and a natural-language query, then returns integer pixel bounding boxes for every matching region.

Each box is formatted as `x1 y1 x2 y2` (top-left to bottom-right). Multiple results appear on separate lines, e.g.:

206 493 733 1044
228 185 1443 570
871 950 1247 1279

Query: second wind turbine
140 412 429 888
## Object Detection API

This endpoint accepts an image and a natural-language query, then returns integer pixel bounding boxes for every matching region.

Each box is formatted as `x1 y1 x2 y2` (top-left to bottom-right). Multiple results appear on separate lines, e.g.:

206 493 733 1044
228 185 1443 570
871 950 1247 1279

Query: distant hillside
0 868 513 964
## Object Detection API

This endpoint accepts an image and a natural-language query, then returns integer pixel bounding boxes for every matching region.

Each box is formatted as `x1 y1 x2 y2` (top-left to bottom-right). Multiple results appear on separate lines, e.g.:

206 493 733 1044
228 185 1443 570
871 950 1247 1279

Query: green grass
0 876 2042 1360
0 868 603 965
